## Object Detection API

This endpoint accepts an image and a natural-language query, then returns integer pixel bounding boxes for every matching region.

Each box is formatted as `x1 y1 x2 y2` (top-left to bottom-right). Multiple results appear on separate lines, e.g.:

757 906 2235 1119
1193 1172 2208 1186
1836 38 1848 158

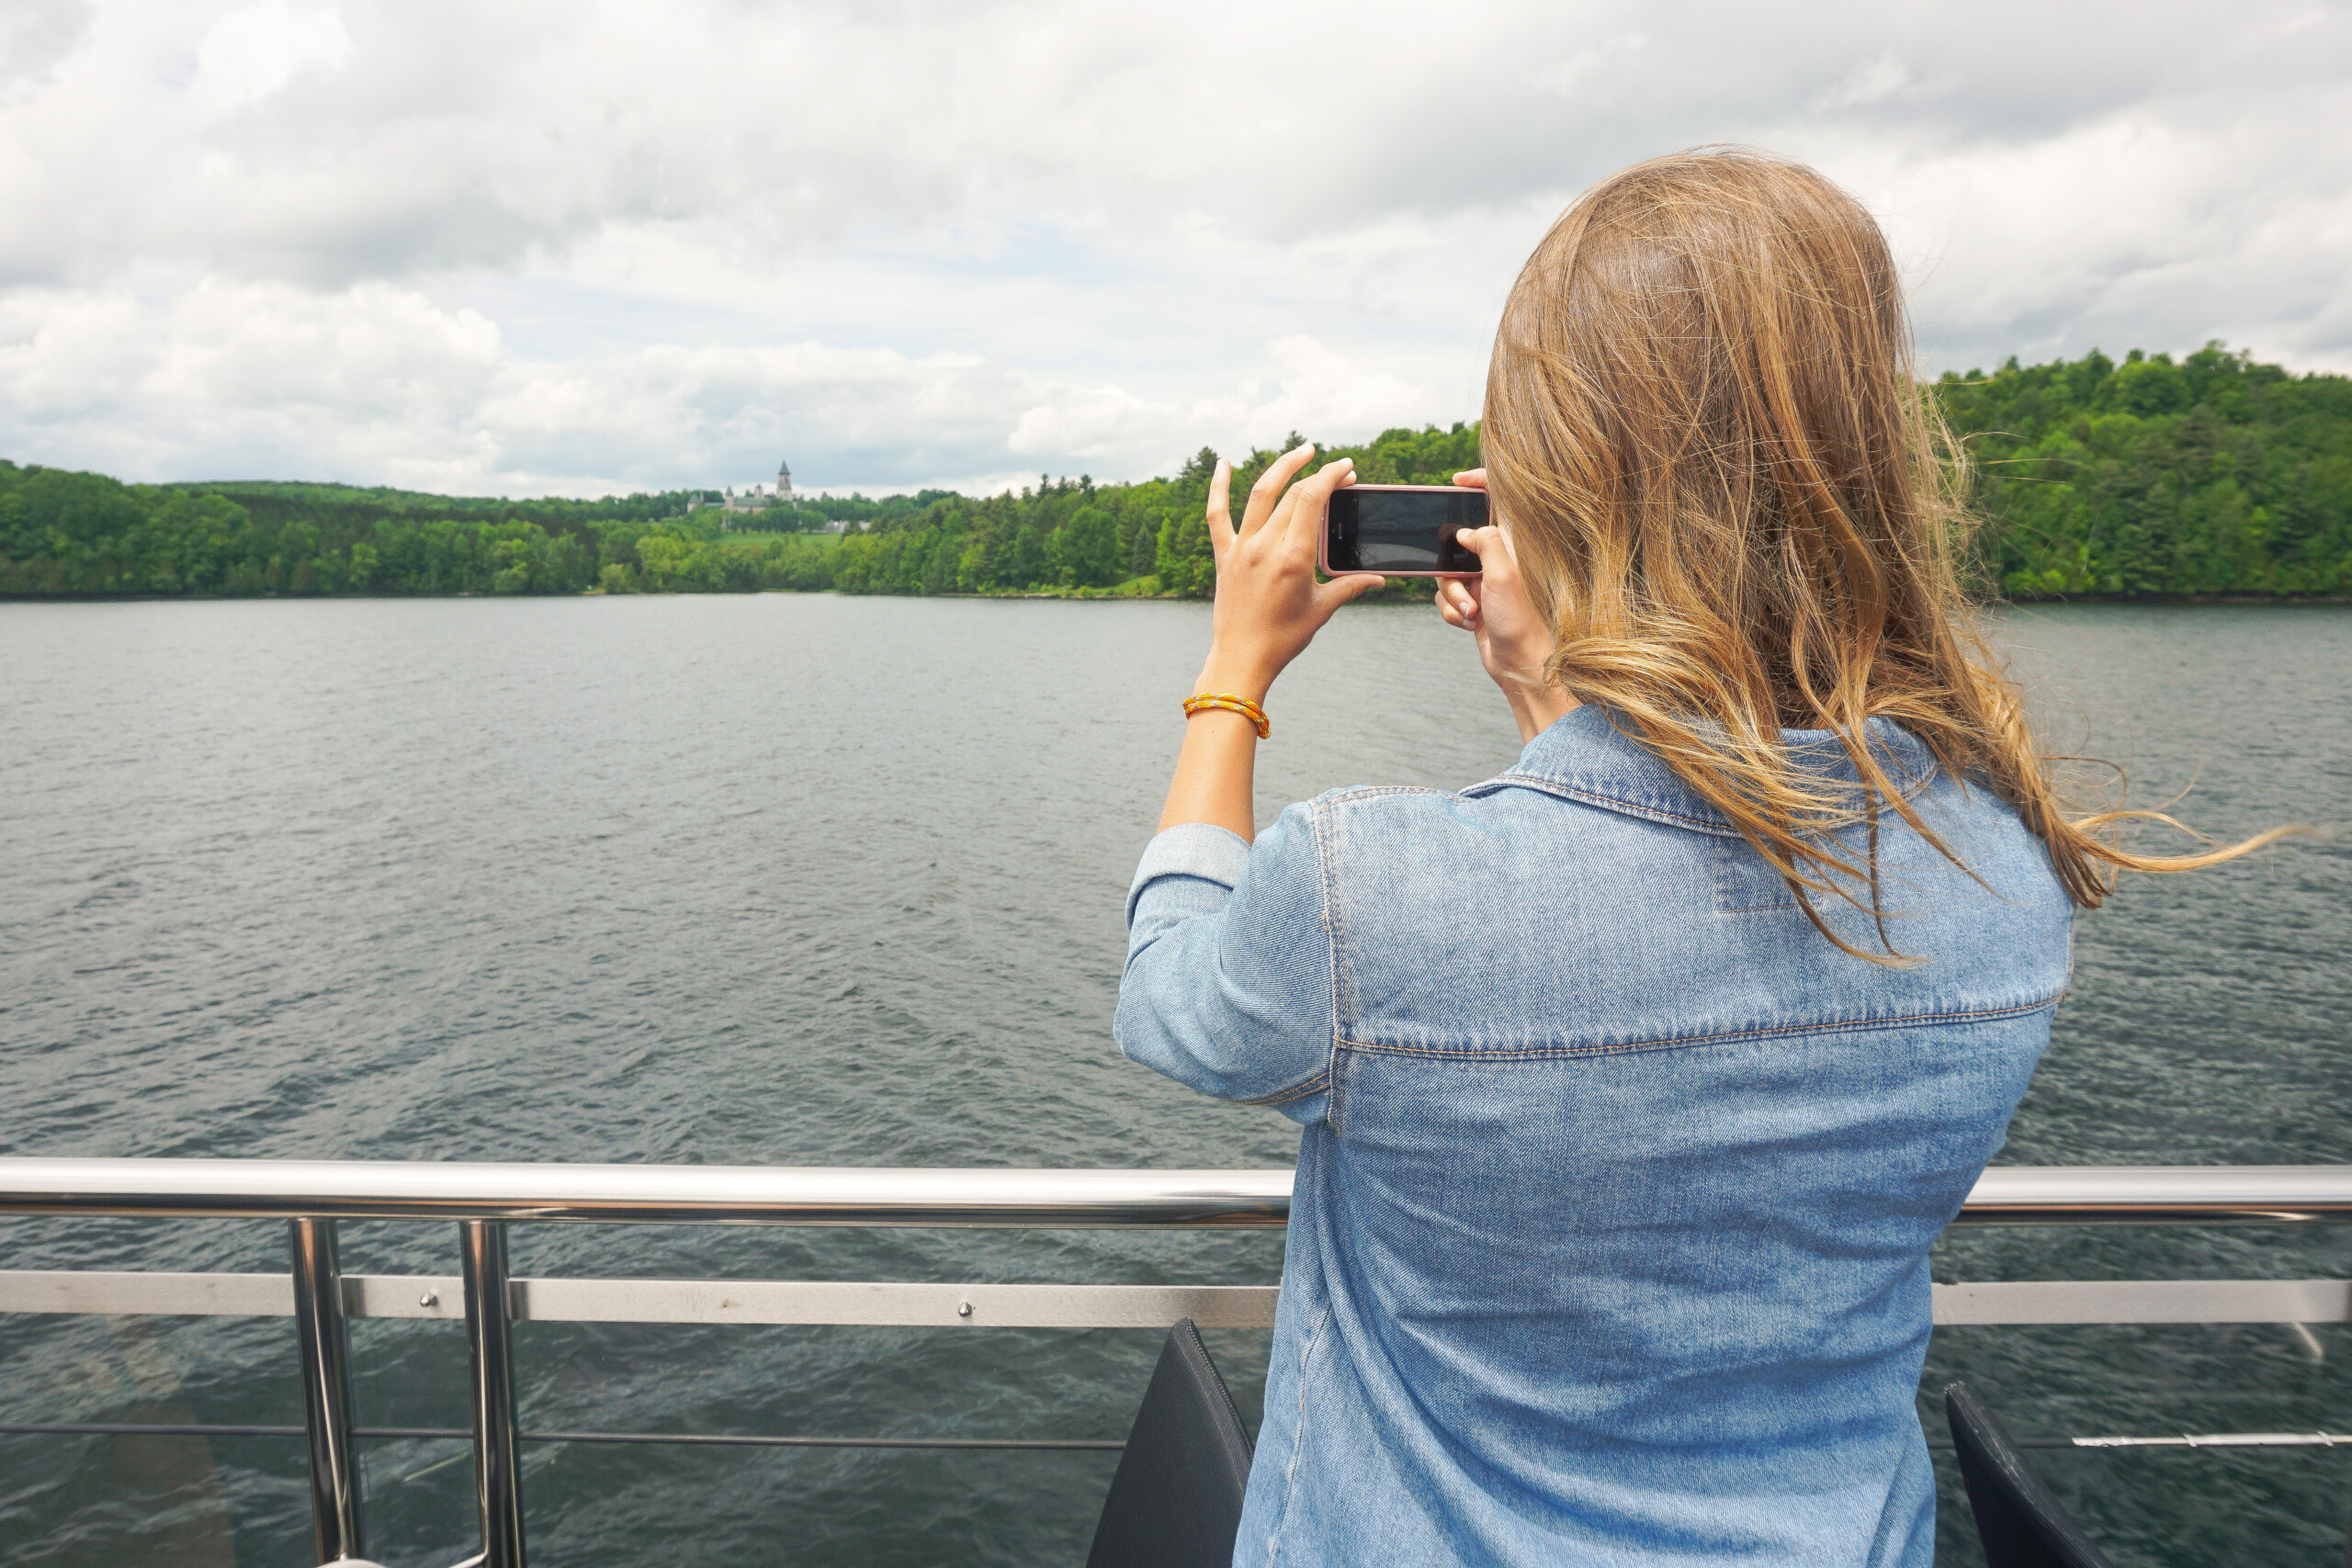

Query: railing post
288 1217 365 1563
462 1219 526 1568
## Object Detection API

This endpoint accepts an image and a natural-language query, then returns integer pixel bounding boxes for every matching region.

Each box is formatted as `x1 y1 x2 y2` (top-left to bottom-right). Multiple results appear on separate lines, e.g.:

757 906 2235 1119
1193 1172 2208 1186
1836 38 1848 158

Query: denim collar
1467 704 1936 837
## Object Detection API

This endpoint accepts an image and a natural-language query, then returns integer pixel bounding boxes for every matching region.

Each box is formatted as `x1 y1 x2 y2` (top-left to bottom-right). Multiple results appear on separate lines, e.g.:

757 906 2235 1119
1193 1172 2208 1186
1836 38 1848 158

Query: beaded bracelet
1183 692 1271 739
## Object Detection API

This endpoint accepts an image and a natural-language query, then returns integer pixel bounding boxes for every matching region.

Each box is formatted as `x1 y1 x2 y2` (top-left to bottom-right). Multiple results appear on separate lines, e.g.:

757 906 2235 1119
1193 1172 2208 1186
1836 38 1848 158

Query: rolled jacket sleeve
1114 804 1337 1125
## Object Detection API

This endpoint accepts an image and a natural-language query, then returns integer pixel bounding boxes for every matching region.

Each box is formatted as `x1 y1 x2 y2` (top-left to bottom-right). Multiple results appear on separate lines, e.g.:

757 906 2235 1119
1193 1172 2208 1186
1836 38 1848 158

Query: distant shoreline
8 345 2350 601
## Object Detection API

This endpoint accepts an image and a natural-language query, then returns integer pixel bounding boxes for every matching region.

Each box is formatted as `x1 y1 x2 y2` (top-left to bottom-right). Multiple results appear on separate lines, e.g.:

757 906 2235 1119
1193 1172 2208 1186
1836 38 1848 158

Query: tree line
1940 344 2351 598
0 423 1481 600
3 346 2346 601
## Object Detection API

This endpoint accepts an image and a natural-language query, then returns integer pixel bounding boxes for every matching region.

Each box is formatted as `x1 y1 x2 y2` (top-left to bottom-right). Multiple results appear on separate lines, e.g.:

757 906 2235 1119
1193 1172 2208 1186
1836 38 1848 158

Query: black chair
1087 1318 1254 1568
1944 1382 2115 1568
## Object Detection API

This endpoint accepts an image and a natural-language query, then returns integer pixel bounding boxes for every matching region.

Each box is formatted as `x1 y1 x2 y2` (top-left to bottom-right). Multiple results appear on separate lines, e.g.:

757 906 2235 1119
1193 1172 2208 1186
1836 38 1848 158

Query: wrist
1193 657 1275 705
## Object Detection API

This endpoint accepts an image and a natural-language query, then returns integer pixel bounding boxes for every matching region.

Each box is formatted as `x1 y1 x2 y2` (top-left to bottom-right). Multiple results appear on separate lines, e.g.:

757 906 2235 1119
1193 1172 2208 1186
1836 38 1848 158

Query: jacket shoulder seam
1478 772 1744 835
1317 784 1458 807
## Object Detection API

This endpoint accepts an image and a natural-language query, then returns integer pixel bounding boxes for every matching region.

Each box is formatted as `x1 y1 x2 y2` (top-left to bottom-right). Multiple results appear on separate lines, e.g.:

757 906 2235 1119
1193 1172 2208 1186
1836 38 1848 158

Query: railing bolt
958 1301 973 1318
420 1292 439 1308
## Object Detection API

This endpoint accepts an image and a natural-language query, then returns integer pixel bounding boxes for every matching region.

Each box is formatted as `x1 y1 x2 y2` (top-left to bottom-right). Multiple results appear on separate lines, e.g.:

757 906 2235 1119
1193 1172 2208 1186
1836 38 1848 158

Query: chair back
1944 1382 2115 1568
1086 1318 1254 1568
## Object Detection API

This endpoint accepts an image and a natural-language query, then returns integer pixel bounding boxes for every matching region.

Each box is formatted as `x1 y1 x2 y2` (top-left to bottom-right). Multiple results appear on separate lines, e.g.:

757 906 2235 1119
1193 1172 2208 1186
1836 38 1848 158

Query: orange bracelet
1183 692 1271 739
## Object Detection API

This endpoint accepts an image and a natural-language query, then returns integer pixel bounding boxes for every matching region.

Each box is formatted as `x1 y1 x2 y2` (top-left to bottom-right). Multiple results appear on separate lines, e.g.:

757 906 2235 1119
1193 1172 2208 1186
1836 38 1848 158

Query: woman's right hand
1436 468 1578 741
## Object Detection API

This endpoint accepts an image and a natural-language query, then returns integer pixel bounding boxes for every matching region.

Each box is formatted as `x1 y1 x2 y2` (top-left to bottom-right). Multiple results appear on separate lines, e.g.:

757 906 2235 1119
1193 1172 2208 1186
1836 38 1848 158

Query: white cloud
1810 54 1910 114
0 278 502 483
0 275 1435 495
1007 385 1167 460
1533 32 1652 102
0 0 2347 492
1189 337 1434 456
191 1 351 116
1839 84 2352 372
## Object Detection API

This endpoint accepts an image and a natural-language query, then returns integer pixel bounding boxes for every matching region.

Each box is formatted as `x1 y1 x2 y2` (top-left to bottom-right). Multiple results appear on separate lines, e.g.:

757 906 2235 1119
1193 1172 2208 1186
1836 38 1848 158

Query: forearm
1156 660 1268 838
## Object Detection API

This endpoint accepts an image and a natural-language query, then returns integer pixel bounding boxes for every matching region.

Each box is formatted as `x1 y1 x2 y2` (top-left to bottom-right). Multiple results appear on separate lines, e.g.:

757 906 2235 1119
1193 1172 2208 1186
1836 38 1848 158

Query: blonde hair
1482 147 2291 957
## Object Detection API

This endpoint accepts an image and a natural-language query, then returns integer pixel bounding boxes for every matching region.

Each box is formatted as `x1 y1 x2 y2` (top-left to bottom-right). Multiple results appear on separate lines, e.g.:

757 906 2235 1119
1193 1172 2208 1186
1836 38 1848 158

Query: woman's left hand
1155 445 1385 839
1195 446 1386 701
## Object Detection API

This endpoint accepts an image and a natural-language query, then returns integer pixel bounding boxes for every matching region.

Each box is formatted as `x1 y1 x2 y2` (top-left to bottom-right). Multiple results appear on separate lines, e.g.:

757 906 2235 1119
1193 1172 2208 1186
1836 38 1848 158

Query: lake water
0 595 2346 1567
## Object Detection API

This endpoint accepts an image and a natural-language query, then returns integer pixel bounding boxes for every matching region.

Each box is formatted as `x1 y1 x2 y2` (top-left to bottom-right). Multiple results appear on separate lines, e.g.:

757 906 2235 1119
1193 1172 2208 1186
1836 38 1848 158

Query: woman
1114 149 2284 1566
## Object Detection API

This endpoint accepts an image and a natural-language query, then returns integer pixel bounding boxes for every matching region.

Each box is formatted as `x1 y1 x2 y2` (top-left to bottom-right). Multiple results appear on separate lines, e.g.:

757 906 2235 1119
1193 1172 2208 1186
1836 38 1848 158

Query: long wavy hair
1482 147 2291 957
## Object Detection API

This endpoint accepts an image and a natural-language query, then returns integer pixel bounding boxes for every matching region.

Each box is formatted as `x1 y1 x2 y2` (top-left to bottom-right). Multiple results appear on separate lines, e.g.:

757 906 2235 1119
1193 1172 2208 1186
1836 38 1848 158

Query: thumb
1455 523 1501 559
1319 573 1387 612
1455 525 1521 588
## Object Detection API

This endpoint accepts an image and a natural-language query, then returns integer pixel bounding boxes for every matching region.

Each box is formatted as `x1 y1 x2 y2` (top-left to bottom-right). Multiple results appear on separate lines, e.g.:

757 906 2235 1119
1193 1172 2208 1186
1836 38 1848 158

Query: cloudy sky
3 0 2347 498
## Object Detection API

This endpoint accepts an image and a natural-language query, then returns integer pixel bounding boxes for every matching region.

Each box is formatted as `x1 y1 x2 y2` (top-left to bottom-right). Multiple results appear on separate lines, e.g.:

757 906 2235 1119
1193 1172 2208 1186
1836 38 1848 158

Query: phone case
1317 483 1485 577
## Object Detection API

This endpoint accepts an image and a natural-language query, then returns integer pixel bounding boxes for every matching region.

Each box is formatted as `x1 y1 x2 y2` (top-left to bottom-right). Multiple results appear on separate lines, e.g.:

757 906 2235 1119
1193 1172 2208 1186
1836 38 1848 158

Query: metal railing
2 1158 2348 1567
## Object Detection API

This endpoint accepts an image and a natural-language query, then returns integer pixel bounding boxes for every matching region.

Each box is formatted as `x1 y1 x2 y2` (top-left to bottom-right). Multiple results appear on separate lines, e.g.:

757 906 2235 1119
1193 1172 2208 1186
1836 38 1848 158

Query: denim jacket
1116 705 2072 1567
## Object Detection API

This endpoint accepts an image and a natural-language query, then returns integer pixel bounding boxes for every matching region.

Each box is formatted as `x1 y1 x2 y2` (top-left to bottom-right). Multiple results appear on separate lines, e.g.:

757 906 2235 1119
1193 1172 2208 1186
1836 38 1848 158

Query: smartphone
1321 484 1487 576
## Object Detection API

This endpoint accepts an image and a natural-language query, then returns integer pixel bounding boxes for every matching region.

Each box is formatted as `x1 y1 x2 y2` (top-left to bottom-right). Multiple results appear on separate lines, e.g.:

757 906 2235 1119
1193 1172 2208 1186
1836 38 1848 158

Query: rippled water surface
1 595 2346 1566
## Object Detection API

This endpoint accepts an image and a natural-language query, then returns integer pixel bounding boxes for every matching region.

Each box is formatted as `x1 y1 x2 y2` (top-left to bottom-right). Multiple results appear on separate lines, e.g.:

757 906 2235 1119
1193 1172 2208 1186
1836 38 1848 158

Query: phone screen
1325 487 1487 574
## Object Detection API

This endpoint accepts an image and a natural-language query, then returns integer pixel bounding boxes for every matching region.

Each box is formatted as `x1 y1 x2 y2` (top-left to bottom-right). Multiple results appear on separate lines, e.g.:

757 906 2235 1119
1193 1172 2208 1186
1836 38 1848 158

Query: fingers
1435 576 1481 630
1278 456 1353 558
1240 444 1317 538
1206 459 1235 555
1453 468 1487 490
1468 522 1524 590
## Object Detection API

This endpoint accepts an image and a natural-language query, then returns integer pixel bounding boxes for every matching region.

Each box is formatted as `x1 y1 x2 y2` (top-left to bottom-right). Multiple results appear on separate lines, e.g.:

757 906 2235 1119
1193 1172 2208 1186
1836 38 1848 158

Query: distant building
710 458 795 521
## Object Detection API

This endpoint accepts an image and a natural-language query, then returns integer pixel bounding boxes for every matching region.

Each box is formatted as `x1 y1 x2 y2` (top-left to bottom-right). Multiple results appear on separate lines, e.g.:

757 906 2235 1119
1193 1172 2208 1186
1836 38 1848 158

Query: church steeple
776 457 793 497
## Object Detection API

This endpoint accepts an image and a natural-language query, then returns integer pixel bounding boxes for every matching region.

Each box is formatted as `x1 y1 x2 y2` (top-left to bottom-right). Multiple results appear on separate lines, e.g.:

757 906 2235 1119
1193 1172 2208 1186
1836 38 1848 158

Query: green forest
3 344 2346 602
1942 344 2352 597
